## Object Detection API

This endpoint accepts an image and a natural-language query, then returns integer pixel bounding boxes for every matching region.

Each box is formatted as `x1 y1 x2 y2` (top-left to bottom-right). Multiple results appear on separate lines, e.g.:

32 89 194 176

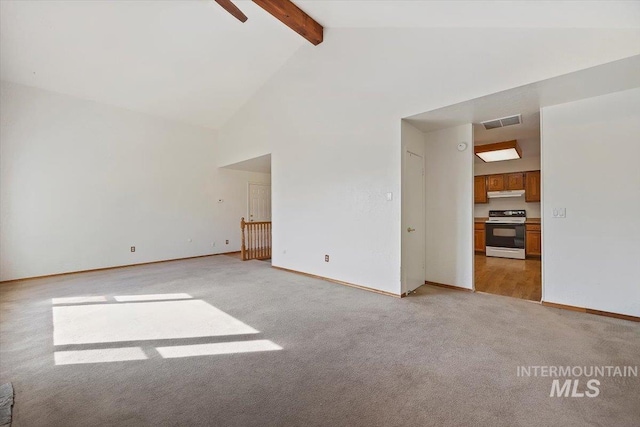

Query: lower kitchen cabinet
474 222 486 253
525 224 541 257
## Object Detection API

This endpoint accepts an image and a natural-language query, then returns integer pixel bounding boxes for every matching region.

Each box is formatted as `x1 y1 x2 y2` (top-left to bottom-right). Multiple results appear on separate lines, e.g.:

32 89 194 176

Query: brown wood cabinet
505 172 524 190
525 171 541 202
474 176 488 204
474 222 486 253
486 172 524 191
474 169 540 203
487 174 505 191
525 223 541 257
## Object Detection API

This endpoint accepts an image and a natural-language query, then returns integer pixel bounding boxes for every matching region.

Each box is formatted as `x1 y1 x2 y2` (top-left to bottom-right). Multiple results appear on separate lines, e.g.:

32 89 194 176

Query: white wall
0 82 269 281
474 156 542 218
541 88 640 317
424 124 474 290
217 28 639 295
268 122 400 294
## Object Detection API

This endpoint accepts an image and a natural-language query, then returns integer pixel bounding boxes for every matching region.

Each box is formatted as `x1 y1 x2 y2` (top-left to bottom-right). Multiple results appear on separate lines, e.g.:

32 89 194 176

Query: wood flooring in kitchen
474 254 541 302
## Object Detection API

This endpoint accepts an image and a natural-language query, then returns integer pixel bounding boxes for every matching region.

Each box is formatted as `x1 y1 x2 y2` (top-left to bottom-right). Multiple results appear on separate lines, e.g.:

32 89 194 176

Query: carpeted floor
1 256 638 427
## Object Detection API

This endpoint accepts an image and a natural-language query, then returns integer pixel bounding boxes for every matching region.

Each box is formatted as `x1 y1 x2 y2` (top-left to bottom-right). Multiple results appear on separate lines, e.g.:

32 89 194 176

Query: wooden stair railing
240 217 272 260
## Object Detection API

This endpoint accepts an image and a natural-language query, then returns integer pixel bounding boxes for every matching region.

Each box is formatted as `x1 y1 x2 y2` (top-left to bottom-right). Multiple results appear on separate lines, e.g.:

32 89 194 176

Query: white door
403 151 425 294
248 183 271 222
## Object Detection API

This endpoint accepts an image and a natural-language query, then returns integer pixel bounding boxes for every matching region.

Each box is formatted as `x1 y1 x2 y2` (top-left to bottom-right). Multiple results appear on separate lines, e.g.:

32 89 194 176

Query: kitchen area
473 114 542 302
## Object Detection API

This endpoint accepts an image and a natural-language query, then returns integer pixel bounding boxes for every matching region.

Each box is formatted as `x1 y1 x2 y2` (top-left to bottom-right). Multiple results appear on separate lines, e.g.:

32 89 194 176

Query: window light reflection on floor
52 296 107 305
53 300 259 345
54 347 147 365
114 293 192 302
52 293 281 365
156 339 282 359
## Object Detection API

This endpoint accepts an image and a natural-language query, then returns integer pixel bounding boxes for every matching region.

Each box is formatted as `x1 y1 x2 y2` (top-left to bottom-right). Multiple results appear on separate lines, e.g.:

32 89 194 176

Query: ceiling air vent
481 114 522 130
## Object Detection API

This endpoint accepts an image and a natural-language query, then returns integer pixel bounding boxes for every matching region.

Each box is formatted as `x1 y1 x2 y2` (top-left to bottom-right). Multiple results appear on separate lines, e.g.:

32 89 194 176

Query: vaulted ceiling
0 1 304 129
2 1 639 129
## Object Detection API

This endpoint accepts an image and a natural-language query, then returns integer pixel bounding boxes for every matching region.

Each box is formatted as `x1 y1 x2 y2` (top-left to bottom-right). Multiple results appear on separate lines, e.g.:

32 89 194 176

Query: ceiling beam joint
252 0 323 45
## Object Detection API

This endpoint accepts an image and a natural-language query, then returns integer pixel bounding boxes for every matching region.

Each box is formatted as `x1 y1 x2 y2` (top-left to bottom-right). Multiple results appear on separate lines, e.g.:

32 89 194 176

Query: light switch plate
385 192 393 201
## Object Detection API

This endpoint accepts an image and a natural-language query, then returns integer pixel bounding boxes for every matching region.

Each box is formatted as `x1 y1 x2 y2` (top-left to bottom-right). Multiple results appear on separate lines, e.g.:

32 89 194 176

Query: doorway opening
220 154 272 263
473 114 542 302
400 120 473 296
401 91 543 302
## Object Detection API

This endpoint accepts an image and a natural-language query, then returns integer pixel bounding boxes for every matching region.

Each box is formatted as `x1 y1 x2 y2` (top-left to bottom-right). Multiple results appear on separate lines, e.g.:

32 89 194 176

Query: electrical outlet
553 208 566 218
211 242 216 247
225 240 229 245
130 246 135 252
325 254 329 262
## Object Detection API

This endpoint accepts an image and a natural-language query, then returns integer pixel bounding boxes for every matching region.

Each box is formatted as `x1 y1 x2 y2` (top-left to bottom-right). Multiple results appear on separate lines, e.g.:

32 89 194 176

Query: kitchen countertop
474 217 541 224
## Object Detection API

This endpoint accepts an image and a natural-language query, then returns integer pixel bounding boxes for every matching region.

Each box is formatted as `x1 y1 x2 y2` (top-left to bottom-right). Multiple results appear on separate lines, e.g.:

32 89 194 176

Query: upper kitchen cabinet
476 170 540 202
487 174 505 191
474 176 488 204
525 171 541 202
505 172 524 190
486 172 524 191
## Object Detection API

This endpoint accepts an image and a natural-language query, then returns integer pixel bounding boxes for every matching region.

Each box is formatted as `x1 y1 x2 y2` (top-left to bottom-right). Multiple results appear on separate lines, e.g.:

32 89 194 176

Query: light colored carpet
0 256 638 427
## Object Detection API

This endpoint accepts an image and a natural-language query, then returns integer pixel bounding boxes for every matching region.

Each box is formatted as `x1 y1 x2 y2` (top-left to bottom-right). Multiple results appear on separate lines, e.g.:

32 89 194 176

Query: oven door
485 223 525 249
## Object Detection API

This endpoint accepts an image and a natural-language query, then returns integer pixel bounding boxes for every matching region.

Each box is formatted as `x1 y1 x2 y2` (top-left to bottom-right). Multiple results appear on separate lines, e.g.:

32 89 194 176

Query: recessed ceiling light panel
474 140 522 163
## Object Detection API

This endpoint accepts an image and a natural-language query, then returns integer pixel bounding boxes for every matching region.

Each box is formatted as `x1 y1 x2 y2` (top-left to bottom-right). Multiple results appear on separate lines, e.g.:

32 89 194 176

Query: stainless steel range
485 210 526 259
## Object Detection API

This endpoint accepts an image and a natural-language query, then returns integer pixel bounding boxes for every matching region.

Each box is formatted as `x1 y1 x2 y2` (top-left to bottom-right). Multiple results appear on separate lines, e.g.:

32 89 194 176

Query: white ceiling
222 153 271 174
405 55 640 133
299 0 640 29
473 119 540 163
473 112 540 146
472 112 541 163
2 1 639 130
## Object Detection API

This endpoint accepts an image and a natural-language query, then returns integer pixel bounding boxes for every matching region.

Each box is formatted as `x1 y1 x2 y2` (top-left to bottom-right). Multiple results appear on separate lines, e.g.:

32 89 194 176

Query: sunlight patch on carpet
156 340 282 359
54 347 147 365
52 296 107 304
114 293 192 302
53 300 259 345
51 293 281 364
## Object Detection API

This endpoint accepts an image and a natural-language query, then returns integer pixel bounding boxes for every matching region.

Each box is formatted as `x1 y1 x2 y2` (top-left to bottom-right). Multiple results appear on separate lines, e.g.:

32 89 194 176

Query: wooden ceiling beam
215 0 248 23
252 0 323 45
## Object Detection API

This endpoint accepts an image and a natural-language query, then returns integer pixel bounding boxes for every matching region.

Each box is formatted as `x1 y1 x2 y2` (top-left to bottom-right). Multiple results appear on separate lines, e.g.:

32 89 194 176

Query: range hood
487 190 525 199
